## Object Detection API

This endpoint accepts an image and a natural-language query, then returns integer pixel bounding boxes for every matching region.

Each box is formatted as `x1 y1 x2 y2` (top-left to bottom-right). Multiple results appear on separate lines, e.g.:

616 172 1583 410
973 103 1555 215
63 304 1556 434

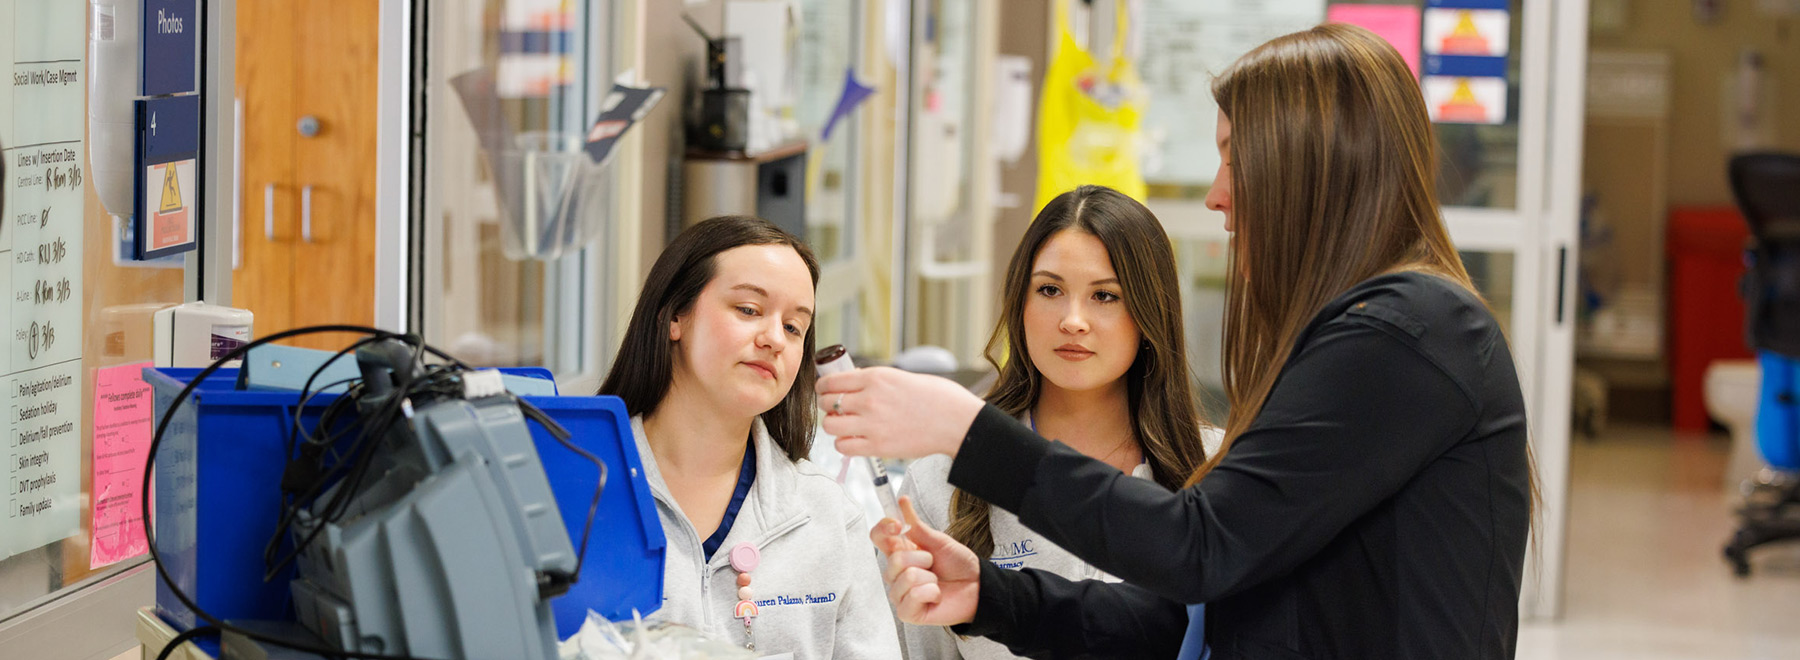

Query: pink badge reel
730 542 760 573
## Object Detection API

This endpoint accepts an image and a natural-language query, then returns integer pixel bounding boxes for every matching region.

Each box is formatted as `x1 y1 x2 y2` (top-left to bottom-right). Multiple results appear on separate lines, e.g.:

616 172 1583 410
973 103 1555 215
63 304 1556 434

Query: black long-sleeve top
947 272 1532 659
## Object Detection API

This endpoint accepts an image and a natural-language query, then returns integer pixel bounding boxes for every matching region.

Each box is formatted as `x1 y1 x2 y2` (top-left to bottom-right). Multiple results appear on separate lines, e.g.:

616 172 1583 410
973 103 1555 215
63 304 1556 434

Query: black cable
279 364 604 590
287 377 368 462
143 324 446 660
264 336 410 567
265 337 458 580
311 356 440 527
306 383 371 459
285 335 395 457
276 364 521 581
519 397 604 581
154 624 220 660
264 376 382 579
266 363 441 580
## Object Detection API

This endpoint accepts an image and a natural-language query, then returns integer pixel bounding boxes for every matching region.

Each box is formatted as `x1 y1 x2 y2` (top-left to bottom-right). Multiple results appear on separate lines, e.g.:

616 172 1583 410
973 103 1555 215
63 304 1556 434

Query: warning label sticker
1424 76 1507 125
1423 9 1510 58
159 162 183 213
143 159 194 250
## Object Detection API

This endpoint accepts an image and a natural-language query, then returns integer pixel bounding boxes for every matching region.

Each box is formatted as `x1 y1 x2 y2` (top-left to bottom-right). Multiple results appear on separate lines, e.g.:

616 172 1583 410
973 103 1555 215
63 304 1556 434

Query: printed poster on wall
4 0 87 560
1423 75 1507 124
90 363 155 567
1423 8 1510 57
1422 0 1511 125
1328 4 1423 76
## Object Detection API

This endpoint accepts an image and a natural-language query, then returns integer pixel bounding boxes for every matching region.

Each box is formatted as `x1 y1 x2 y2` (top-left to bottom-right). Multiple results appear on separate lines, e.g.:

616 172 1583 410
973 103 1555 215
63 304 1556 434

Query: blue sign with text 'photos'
141 0 199 96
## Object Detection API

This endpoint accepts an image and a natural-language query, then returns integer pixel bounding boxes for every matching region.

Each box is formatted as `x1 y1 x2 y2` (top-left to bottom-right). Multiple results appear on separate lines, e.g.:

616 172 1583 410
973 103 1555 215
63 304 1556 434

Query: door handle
234 98 244 268
1555 245 1568 326
264 183 275 240
301 185 314 243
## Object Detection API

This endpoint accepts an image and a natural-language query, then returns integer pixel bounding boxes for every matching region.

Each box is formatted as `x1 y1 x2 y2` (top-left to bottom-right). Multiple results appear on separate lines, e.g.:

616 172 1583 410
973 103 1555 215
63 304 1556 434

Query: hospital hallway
1519 425 1800 659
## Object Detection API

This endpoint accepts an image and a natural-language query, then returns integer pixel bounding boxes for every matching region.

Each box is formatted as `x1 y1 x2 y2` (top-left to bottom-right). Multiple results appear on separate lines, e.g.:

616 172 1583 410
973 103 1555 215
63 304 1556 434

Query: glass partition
1 0 184 626
418 0 621 382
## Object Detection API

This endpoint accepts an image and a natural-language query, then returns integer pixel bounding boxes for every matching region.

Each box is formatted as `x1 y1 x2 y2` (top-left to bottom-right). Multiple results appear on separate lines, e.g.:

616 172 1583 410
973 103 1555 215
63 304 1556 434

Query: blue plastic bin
146 367 666 640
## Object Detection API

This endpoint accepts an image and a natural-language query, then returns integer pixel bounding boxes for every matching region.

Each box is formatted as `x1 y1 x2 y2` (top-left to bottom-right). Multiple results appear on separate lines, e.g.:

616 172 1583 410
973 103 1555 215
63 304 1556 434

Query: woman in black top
820 24 1533 660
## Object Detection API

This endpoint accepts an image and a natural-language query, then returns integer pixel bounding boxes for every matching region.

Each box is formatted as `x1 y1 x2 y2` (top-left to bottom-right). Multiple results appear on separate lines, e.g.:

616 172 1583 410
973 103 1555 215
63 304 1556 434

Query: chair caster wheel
1725 536 1753 577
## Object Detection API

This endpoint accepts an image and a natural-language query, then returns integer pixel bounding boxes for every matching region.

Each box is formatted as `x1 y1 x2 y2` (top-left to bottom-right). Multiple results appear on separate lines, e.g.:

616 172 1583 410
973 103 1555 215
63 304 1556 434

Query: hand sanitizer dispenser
88 0 143 218
153 302 254 368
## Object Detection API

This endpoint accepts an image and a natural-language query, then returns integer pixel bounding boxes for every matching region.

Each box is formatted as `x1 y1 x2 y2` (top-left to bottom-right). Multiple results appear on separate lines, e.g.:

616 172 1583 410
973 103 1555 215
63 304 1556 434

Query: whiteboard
1 2 193 656
3 0 88 567
1137 0 1326 186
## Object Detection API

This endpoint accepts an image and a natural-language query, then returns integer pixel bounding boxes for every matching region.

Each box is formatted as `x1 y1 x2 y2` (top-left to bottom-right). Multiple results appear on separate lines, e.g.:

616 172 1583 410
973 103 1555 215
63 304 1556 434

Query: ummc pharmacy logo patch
991 539 1039 569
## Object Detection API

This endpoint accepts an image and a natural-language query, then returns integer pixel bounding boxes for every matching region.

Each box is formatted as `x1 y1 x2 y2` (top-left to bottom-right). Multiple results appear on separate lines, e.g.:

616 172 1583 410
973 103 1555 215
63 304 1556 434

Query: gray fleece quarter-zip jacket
632 416 902 659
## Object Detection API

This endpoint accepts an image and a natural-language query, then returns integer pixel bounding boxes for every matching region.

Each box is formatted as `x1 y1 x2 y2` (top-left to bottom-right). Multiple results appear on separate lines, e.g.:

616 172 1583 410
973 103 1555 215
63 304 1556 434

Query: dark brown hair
598 215 821 461
948 185 1211 558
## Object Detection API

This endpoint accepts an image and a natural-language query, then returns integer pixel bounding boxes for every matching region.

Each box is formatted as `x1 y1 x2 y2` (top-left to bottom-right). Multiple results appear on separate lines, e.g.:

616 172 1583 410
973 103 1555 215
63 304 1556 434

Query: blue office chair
1723 152 1800 576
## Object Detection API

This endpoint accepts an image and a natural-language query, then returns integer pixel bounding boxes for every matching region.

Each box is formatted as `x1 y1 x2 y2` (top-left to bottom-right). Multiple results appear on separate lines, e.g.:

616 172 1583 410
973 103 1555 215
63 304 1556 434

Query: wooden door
233 0 379 351
233 0 298 337
289 0 379 349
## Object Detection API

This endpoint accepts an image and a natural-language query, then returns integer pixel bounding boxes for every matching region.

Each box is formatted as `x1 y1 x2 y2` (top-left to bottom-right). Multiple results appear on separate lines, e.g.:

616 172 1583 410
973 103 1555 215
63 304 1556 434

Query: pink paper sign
90 362 154 567
1328 5 1423 77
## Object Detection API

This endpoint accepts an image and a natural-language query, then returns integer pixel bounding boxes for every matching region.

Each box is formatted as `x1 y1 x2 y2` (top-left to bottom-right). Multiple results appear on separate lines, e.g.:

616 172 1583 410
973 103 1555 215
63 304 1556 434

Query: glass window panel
420 0 619 378
908 0 986 362
1460 250 1516 338
907 0 993 365
1 0 183 619
913 0 979 262
796 0 862 264
1421 0 1524 209
1139 0 1322 193
1174 237 1232 413
810 295 861 360
1140 0 1526 209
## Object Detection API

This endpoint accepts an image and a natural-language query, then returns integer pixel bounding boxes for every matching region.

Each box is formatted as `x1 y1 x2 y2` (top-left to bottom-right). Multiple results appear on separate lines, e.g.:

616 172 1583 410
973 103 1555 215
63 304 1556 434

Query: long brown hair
949 185 1211 558
1187 23 1512 487
598 215 821 462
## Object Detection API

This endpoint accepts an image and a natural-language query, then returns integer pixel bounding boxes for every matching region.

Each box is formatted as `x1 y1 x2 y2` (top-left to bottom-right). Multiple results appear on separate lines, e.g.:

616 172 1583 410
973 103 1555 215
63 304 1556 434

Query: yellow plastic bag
1036 0 1147 209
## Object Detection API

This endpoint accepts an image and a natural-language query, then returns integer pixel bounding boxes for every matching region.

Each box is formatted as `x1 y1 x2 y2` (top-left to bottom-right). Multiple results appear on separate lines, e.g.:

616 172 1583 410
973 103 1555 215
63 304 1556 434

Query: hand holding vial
817 359 985 461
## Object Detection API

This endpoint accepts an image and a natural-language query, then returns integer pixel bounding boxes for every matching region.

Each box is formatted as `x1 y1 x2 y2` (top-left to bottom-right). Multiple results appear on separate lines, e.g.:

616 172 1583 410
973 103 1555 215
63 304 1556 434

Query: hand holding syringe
816 345 904 525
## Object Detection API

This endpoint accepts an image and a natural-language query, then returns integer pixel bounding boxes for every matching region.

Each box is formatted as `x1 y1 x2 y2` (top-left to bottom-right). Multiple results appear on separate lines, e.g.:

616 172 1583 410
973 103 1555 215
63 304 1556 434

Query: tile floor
1518 425 1800 659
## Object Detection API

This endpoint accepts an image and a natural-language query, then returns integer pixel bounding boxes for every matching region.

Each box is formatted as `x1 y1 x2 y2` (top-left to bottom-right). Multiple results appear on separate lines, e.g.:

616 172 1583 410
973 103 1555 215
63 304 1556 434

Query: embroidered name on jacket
755 592 839 607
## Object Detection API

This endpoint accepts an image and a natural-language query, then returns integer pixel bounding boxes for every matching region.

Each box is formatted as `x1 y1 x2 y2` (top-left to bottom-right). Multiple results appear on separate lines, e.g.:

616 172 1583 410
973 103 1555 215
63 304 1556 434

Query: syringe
816 345 903 522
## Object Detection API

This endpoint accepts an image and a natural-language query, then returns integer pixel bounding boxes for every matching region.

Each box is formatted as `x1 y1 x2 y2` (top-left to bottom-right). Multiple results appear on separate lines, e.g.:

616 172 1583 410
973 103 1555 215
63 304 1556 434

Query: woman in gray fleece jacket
599 216 901 659
891 186 1221 660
